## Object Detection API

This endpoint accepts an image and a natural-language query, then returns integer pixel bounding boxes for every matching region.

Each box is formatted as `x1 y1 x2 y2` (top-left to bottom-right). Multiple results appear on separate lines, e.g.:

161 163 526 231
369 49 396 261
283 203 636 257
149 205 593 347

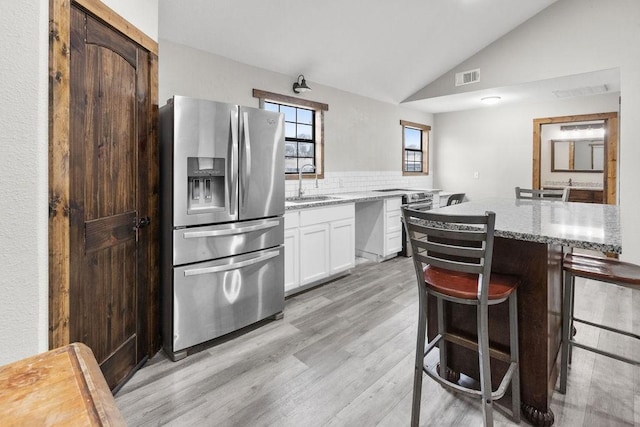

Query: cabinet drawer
386 211 402 233
385 197 402 212
300 203 354 226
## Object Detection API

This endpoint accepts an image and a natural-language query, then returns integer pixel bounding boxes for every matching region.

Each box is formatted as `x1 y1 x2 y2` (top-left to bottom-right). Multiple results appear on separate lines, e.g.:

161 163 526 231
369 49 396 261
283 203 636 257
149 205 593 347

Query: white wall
433 94 618 200
0 0 158 366
0 0 49 365
102 0 159 41
429 0 640 262
159 40 433 176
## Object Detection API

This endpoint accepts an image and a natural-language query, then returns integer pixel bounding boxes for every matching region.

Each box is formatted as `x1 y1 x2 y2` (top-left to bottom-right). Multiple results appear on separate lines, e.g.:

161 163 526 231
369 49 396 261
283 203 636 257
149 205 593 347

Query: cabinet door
299 223 330 285
384 198 403 256
284 228 300 293
330 218 355 274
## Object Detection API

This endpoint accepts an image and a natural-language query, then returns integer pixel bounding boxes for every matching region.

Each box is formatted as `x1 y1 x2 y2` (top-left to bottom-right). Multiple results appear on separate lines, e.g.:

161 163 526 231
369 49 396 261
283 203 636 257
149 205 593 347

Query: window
401 120 430 175
253 89 328 179
264 103 314 174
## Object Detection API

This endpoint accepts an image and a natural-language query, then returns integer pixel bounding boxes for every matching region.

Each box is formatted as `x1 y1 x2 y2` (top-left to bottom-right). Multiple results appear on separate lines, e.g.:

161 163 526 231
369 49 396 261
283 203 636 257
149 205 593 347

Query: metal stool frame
515 186 568 201
402 207 521 427
559 253 640 394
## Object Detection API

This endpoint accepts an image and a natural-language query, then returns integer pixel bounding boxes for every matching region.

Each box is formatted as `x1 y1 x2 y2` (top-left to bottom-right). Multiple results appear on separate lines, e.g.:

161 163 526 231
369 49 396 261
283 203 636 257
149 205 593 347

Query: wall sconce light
480 96 501 105
293 74 311 94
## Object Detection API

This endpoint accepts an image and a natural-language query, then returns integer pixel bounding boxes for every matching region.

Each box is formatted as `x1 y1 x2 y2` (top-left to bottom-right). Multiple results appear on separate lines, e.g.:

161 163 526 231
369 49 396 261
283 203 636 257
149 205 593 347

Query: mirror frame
532 112 618 204
550 138 605 172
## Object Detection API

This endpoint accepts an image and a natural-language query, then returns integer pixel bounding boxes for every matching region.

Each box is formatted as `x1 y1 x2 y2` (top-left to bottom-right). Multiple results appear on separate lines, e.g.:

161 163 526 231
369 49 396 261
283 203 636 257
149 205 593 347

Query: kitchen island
424 198 620 426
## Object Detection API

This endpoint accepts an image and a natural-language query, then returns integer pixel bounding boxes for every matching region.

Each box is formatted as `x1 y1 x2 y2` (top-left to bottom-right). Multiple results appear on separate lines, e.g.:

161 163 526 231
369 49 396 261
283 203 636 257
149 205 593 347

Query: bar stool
402 207 521 427
515 186 568 201
446 193 466 206
559 253 640 394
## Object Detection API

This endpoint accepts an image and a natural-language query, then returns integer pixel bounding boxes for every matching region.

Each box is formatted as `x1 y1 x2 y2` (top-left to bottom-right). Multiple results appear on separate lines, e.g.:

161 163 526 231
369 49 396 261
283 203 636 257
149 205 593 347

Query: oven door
172 246 284 352
402 200 432 257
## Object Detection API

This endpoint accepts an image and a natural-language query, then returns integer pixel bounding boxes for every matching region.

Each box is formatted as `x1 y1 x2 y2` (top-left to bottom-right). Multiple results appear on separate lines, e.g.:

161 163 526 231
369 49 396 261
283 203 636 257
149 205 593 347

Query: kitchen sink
285 195 339 203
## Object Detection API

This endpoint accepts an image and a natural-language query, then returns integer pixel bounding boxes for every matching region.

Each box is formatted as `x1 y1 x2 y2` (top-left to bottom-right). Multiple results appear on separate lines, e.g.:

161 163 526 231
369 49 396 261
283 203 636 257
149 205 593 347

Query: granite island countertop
426 197 621 253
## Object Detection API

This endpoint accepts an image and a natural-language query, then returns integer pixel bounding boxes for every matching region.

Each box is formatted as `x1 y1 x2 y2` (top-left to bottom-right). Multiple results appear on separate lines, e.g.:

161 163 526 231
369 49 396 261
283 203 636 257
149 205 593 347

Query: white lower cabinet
330 218 356 274
283 228 299 293
299 223 330 285
284 203 355 295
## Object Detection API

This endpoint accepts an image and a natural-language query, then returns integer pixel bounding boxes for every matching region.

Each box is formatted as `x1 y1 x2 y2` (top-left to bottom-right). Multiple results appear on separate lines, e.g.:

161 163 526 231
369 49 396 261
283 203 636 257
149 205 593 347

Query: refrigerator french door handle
229 109 239 215
241 111 251 209
183 249 280 276
182 220 280 239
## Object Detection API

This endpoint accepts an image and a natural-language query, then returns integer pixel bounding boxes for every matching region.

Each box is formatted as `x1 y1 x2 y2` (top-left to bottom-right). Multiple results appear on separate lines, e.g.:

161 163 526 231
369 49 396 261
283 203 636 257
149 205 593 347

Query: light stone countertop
285 189 439 211
427 197 621 253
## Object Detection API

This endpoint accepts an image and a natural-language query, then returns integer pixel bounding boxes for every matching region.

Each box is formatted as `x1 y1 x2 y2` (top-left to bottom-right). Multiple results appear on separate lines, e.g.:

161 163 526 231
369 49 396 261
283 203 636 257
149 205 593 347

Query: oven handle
405 201 433 210
182 220 280 239
183 249 280 276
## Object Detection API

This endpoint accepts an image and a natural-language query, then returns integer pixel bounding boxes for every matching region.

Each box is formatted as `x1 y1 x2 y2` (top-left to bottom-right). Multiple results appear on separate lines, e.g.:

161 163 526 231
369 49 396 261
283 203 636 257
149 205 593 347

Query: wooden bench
0 343 125 425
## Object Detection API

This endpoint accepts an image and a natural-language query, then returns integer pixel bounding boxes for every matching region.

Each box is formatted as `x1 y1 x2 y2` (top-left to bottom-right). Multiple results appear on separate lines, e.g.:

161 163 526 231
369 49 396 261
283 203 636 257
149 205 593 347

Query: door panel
172 247 285 353
171 97 238 226
68 5 150 390
239 107 285 220
173 217 284 265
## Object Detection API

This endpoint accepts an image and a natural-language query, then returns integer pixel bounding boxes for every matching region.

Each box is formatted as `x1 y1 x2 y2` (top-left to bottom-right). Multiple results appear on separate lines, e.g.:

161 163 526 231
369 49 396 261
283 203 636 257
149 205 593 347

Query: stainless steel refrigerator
159 96 285 361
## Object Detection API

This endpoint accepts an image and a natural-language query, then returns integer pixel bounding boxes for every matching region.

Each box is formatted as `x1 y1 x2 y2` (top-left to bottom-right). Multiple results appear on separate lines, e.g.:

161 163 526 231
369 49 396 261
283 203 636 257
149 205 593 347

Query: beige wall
427 0 639 262
433 93 618 199
159 40 433 174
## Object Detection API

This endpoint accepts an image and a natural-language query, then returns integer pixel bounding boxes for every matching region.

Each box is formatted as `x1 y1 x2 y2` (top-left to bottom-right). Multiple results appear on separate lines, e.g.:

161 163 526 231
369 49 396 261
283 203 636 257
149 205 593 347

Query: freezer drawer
173 216 284 265
170 246 284 354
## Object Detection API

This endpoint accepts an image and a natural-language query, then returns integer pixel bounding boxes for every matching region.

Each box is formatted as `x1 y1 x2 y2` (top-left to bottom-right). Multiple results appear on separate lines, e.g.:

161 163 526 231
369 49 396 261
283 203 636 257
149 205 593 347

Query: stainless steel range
159 96 285 361
374 189 433 256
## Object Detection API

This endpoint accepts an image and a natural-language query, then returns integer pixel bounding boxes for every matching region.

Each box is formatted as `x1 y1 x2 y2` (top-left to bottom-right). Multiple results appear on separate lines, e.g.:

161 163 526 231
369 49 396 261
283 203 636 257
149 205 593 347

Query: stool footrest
569 339 640 366
573 317 640 341
423 334 518 401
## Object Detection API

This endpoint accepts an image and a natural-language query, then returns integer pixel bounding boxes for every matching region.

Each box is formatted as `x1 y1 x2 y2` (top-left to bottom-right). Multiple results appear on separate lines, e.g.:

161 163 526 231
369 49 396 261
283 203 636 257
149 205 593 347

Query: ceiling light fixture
480 96 501 105
292 74 311 94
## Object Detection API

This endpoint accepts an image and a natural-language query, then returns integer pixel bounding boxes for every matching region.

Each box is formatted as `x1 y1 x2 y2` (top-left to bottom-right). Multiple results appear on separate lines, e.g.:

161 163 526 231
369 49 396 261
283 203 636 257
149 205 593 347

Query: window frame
401 120 430 176
253 89 328 180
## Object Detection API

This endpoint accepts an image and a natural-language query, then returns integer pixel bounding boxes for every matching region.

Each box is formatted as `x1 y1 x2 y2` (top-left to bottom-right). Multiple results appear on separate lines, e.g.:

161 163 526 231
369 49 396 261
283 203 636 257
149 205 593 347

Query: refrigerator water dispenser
187 157 225 214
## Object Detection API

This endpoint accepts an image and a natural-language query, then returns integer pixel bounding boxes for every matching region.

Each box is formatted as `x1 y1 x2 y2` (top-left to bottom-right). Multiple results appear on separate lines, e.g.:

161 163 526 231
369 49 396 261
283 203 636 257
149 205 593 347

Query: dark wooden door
68 5 154 390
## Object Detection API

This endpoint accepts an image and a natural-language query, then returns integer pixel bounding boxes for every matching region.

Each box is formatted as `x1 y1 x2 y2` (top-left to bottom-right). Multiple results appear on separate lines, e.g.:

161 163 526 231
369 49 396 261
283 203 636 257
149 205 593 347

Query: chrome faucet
298 164 316 198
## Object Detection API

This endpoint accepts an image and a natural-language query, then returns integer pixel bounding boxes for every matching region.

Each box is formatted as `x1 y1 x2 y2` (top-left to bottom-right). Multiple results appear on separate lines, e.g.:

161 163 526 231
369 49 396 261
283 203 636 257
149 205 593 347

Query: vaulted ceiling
159 1 568 111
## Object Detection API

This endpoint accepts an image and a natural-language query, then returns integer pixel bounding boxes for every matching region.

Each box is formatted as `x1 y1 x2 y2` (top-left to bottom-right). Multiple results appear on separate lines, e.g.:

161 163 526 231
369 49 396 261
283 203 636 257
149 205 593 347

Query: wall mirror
551 138 604 172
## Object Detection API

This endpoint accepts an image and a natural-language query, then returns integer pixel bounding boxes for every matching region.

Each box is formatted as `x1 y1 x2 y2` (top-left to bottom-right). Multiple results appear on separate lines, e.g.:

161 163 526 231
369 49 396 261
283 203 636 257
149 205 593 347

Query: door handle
182 220 280 239
134 216 151 230
183 249 280 276
241 111 251 209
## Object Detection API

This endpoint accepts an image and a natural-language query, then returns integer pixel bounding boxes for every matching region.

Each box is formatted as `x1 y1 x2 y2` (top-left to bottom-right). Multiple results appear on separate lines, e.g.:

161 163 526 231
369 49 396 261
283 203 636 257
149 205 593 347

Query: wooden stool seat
560 252 640 395
563 253 640 287
424 266 518 301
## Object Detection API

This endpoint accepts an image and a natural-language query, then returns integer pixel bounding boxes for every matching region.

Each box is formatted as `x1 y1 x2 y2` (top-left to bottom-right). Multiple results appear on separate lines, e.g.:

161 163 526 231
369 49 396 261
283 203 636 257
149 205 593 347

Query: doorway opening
532 112 618 204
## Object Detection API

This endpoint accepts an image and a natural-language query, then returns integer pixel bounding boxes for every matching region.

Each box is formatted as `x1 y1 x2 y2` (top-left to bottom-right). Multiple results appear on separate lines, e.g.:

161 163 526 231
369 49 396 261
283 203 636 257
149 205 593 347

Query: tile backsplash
285 171 434 198
543 180 603 188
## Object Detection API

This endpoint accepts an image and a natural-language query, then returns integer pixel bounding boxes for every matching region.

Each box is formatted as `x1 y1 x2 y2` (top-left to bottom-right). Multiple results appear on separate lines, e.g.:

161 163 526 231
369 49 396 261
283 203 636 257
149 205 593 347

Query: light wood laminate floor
116 256 640 426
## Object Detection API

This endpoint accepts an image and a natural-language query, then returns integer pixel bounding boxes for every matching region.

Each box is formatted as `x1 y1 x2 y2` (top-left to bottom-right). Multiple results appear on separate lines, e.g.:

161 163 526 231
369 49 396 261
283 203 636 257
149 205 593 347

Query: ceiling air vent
455 69 480 86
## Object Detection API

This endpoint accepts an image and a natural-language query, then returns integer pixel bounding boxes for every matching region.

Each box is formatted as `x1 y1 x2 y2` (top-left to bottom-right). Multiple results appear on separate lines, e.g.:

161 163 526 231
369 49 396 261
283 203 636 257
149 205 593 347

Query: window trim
253 89 327 180
400 120 430 176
